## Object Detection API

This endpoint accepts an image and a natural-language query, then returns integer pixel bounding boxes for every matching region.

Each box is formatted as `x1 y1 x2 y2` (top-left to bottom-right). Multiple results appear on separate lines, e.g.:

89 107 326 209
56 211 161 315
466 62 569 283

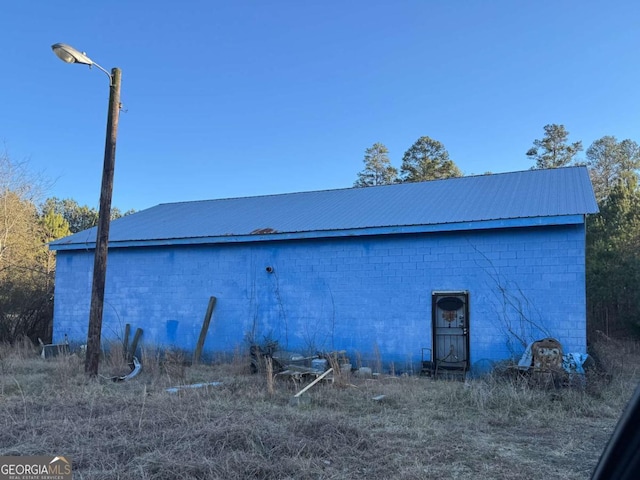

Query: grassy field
0 338 638 480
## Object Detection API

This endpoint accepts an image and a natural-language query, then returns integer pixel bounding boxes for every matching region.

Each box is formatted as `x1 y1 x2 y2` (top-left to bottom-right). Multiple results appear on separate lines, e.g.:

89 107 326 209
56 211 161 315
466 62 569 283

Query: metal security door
432 291 469 375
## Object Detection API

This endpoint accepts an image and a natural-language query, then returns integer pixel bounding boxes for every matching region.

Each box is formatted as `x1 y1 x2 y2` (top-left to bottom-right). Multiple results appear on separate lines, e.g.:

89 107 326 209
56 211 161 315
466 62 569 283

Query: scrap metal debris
38 336 70 359
531 338 563 370
109 325 144 382
250 342 354 386
517 338 591 387
250 342 323 377
112 356 142 382
166 381 223 394
40 343 70 359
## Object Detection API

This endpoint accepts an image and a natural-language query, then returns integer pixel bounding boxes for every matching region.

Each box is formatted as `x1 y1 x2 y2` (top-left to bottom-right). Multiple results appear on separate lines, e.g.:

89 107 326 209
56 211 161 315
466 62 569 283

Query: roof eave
49 214 587 251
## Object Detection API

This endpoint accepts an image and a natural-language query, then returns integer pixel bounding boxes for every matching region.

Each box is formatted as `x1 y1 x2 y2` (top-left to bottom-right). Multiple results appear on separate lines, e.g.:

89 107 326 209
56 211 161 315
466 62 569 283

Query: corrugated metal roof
50 166 598 248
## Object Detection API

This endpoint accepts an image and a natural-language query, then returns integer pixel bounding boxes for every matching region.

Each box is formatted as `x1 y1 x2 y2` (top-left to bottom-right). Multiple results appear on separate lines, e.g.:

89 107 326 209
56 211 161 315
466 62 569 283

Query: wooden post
85 68 122 376
123 323 130 358
193 296 217 365
128 328 143 362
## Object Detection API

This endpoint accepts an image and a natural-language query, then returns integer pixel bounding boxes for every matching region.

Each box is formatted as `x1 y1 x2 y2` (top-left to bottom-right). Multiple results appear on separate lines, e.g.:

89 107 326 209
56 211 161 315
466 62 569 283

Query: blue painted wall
53 223 586 372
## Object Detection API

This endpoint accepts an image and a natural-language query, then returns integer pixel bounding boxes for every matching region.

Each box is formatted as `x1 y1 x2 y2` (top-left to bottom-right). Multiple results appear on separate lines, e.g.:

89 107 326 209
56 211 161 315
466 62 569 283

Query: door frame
431 290 470 371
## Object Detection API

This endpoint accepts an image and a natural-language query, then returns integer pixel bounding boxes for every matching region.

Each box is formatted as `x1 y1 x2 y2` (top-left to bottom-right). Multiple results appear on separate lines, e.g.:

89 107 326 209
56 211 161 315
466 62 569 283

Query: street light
51 43 122 376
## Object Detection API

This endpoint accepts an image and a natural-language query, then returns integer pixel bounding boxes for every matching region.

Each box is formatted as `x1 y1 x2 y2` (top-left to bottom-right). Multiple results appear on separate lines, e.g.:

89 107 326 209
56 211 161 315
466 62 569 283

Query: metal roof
50 166 598 249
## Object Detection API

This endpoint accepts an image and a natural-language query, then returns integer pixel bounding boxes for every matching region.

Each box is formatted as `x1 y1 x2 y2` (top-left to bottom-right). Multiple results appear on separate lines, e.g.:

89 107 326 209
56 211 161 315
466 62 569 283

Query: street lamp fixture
51 43 113 83
51 42 122 377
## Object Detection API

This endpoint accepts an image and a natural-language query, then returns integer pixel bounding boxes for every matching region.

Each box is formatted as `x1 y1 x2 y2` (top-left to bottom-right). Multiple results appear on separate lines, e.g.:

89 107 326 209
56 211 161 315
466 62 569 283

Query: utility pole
51 44 122 377
85 68 121 376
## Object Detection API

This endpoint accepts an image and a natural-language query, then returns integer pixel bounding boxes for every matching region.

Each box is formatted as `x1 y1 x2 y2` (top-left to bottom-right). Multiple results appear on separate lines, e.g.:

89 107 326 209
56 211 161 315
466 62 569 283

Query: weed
0 339 637 479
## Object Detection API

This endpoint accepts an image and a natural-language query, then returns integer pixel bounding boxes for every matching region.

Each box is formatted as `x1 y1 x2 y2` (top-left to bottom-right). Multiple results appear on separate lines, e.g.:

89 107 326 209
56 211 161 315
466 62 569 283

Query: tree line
0 149 133 344
354 125 640 337
1 124 638 345
353 136 462 187
353 124 591 187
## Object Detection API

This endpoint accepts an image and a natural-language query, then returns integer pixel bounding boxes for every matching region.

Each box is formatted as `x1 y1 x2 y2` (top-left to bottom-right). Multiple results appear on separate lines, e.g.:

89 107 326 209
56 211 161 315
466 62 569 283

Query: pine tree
527 124 582 169
354 143 398 187
400 136 462 182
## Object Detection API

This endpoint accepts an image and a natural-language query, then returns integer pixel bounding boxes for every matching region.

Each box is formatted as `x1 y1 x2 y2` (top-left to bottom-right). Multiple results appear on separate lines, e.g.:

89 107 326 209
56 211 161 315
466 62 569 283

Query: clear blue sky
1 1 639 211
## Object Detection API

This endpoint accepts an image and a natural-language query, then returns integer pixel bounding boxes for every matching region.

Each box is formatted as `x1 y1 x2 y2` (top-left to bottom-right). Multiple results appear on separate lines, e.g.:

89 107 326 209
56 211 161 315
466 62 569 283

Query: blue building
50 167 598 372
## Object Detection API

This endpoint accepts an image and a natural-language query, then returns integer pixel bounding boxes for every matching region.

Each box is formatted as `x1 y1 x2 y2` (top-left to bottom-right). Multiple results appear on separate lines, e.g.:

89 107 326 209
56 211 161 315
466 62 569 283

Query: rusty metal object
531 338 563 371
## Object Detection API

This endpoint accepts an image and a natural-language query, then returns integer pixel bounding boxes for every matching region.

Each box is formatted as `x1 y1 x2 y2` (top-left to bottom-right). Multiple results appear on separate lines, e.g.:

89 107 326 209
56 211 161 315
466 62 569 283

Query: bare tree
0 148 52 343
586 136 640 203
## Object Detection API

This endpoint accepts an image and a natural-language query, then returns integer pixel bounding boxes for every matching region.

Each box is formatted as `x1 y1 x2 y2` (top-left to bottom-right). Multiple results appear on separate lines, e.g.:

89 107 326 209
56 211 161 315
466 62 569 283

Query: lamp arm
91 62 114 85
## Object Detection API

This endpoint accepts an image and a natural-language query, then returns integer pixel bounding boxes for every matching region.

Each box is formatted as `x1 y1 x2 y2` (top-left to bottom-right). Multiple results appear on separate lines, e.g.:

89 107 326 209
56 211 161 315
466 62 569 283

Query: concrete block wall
53 222 586 371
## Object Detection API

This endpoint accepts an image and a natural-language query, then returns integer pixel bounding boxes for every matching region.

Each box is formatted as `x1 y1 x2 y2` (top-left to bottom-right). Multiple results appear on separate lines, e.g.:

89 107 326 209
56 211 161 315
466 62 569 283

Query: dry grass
0 339 638 479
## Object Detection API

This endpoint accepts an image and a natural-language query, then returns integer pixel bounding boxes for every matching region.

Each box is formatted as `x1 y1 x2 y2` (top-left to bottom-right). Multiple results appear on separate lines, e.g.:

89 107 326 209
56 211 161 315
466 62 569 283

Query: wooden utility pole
85 68 121 376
